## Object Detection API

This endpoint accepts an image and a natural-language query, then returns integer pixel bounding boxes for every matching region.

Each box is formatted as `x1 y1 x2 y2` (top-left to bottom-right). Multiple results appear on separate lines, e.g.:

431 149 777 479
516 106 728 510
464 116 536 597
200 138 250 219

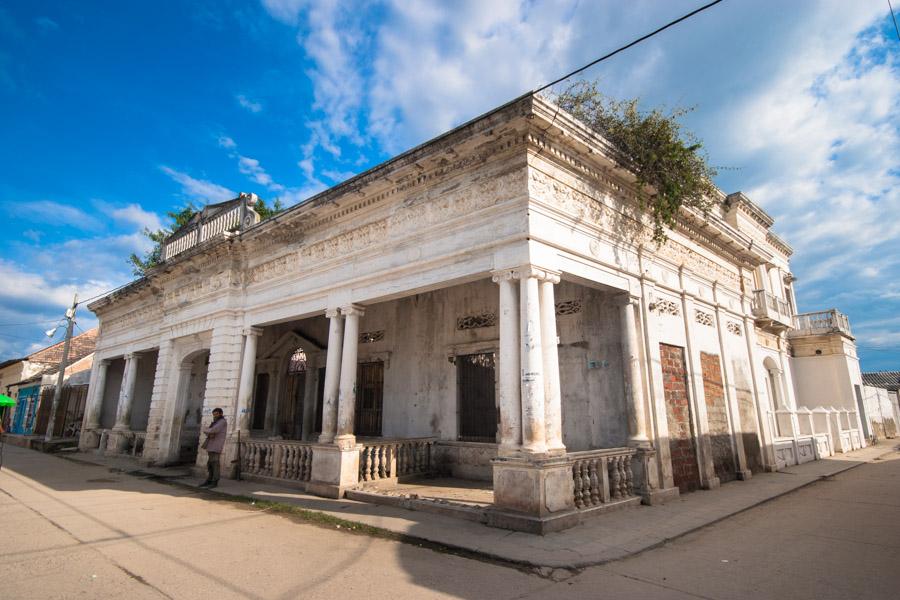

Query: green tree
128 203 198 276
254 197 285 220
555 81 717 242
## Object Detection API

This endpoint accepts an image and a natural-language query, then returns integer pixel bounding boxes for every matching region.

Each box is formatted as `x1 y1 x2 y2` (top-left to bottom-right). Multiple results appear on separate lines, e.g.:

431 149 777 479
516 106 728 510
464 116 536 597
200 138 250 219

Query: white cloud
236 94 263 113
160 166 236 202
109 203 163 232
11 200 102 231
238 155 285 191
218 135 237 149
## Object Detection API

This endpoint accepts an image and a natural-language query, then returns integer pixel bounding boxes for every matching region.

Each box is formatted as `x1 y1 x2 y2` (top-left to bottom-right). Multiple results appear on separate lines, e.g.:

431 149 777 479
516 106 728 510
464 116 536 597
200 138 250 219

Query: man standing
200 408 227 488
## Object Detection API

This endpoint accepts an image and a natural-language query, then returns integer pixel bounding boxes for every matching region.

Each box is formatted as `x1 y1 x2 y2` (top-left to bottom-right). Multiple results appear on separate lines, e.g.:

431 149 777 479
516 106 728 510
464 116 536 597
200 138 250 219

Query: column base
736 469 753 481
333 434 357 451
308 444 360 498
78 428 102 451
641 486 680 505
105 430 131 455
492 456 574 518
702 476 721 490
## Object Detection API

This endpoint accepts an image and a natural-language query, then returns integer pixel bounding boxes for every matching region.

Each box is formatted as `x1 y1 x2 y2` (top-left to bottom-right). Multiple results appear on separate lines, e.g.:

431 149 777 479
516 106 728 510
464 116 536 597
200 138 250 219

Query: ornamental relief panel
248 168 523 286
103 303 163 334
654 239 741 290
163 271 236 306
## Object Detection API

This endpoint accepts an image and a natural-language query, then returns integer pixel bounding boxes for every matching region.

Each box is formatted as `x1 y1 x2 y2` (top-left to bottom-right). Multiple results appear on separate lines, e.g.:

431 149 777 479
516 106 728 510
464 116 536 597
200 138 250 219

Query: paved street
1 444 899 599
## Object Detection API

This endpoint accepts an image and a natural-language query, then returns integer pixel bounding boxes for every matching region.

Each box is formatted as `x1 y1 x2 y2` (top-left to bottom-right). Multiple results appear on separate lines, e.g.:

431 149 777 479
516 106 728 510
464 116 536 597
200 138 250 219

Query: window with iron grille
355 362 384 437
456 352 498 442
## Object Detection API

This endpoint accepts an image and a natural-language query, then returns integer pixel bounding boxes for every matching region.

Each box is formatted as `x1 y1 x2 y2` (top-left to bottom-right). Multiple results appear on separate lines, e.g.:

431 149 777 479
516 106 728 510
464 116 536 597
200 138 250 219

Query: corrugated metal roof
862 371 900 391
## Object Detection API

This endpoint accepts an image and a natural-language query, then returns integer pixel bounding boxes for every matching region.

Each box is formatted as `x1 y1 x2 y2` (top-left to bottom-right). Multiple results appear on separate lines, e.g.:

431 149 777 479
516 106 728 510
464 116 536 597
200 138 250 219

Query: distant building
3 328 97 440
860 371 900 441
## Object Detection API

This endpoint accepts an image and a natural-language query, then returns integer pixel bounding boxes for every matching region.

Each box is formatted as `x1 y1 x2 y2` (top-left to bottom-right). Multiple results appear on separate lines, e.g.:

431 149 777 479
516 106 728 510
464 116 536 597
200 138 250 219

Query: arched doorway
277 347 307 440
173 349 210 464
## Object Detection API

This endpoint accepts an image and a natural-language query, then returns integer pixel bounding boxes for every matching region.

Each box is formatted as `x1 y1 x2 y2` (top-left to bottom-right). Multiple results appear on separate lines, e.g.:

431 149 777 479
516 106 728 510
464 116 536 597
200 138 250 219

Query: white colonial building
78 94 865 533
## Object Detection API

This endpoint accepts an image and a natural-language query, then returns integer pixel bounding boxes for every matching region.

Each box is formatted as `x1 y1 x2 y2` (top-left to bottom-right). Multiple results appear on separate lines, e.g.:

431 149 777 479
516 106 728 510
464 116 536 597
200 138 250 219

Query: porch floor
370 477 494 507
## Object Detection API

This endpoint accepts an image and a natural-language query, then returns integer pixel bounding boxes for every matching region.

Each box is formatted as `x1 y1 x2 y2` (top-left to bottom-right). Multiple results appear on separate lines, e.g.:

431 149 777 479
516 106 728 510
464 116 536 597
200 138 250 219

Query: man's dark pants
207 451 222 484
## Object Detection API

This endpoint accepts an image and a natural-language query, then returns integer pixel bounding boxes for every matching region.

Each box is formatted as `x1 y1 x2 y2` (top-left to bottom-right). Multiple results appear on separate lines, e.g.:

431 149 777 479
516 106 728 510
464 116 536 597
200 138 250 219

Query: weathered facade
78 94 865 532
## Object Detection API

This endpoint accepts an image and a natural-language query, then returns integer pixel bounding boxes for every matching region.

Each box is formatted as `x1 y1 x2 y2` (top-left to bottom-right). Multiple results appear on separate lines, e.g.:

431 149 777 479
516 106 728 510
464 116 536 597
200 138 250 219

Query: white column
493 270 521 455
301 356 319 441
235 327 262 435
520 269 547 455
335 304 364 449
113 353 139 430
85 359 110 429
318 309 345 443
620 296 650 446
539 273 565 455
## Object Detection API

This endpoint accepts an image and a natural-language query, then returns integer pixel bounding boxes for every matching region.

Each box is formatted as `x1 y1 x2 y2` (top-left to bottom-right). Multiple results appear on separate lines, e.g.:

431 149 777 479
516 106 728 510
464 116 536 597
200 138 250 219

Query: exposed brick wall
661 343 701 493
701 352 736 482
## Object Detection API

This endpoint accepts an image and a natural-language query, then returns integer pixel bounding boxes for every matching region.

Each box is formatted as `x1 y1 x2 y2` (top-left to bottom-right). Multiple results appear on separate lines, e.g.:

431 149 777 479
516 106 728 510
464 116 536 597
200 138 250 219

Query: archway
172 349 210 464
276 346 308 440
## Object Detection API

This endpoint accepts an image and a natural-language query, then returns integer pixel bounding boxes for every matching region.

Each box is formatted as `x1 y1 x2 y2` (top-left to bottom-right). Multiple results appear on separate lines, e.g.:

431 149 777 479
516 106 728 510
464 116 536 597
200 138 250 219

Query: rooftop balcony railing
160 193 260 262
789 309 853 338
751 289 793 328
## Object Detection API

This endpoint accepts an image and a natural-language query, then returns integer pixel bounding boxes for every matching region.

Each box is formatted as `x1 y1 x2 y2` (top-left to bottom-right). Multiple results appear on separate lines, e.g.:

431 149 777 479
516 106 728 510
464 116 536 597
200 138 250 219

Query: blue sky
1 0 898 371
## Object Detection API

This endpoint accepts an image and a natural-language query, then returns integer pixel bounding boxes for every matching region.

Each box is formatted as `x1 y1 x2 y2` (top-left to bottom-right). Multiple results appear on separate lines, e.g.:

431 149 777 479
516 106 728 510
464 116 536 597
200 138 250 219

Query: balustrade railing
161 193 260 262
240 439 313 482
790 309 852 338
131 432 146 458
751 289 792 326
569 447 636 509
359 438 436 483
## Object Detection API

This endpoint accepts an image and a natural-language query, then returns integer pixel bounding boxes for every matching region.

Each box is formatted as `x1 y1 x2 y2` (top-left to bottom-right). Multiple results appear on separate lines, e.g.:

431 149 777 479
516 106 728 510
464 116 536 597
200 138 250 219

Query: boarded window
355 362 384 437
457 353 498 443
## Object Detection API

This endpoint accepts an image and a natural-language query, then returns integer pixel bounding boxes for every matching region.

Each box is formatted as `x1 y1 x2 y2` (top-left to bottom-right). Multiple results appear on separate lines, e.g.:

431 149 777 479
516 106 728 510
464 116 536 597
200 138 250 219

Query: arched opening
277 347 307 440
763 357 784 410
173 349 210 464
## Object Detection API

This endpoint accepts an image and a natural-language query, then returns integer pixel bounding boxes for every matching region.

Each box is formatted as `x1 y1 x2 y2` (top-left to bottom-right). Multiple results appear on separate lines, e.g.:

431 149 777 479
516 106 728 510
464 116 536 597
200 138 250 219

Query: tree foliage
128 197 286 276
129 204 198 276
555 81 717 242
254 197 285 220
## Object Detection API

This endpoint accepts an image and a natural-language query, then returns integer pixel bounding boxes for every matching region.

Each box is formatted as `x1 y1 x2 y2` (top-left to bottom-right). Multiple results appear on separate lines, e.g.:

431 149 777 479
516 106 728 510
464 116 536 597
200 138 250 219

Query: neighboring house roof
862 371 900 392
27 328 98 367
0 358 25 370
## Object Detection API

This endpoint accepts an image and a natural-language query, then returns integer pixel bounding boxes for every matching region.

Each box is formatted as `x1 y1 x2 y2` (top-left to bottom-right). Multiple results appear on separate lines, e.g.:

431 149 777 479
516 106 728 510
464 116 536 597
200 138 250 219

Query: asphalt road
1 444 898 599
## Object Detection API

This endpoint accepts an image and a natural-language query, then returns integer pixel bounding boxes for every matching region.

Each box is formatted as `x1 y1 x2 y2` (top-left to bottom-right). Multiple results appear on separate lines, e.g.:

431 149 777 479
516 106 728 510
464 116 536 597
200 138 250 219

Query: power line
0 319 61 327
889 0 900 42
535 0 727 94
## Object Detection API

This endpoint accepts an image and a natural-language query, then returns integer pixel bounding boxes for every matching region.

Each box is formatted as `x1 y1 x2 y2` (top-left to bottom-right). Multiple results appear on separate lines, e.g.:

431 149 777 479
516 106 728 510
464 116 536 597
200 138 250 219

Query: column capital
508 265 561 284
98 358 111 367
123 352 138 361
616 293 642 308
242 326 263 337
490 269 517 284
325 307 343 319
340 303 366 317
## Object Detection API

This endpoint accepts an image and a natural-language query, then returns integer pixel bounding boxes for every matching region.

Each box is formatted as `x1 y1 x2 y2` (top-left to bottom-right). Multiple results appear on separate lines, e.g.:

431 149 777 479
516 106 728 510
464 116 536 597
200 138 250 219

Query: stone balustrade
359 437 436 483
240 439 313 482
569 447 637 509
161 194 260 262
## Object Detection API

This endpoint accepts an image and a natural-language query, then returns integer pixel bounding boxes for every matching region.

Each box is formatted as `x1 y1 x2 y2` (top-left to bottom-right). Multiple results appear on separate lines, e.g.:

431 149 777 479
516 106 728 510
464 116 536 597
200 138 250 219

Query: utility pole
44 294 77 441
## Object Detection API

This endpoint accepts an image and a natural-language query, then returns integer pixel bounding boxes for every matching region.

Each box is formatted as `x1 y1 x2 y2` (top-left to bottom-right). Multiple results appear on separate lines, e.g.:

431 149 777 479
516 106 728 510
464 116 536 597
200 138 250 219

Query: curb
35 443 900 571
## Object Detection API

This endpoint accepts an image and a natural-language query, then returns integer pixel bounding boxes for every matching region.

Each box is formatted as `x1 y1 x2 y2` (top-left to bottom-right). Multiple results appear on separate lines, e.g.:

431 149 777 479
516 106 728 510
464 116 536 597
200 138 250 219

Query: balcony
789 309 853 339
751 289 793 329
160 193 261 262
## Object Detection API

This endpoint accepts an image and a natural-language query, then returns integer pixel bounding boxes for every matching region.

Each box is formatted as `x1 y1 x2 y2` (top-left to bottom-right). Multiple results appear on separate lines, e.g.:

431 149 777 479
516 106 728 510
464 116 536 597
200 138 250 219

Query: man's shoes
198 481 213 488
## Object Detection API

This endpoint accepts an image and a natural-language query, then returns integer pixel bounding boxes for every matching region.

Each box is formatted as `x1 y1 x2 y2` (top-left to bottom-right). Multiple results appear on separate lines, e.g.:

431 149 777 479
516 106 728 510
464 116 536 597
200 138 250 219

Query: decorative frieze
103 303 163 333
727 321 743 336
694 309 714 327
655 239 742 290
651 299 680 317
456 312 497 330
555 299 582 316
360 330 385 344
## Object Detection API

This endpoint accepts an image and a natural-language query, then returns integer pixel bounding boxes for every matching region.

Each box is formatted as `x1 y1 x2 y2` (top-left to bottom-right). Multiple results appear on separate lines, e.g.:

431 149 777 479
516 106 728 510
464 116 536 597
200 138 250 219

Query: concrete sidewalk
61 442 899 569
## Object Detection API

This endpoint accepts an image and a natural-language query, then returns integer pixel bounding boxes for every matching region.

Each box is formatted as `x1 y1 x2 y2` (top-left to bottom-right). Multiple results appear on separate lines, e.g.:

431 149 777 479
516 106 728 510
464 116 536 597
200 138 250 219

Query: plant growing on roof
129 203 198 276
555 80 717 242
